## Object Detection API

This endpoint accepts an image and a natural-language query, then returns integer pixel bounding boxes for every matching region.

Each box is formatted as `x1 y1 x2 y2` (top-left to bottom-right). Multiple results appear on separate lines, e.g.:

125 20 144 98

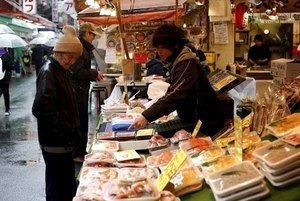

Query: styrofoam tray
259 159 300 176
217 187 270 201
213 182 266 201
200 154 240 177
190 145 225 168
115 155 146 168
118 167 160 182
207 161 264 197
259 165 300 187
258 164 300 183
252 139 300 169
266 113 300 138
92 140 119 153
102 179 160 201
119 139 149 151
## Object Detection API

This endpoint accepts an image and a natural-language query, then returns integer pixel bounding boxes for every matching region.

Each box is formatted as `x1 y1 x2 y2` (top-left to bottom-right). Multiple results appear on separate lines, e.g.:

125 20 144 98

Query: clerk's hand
129 115 148 130
97 71 104 81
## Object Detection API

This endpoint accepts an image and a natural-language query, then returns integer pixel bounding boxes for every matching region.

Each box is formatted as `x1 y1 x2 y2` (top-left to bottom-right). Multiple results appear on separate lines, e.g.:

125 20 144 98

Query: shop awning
78 0 186 25
79 9 185 26
0 11 56 30
0 14 33 34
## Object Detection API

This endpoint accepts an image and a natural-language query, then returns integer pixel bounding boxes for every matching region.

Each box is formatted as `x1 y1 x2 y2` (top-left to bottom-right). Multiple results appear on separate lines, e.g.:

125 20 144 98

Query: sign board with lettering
23 0 37 15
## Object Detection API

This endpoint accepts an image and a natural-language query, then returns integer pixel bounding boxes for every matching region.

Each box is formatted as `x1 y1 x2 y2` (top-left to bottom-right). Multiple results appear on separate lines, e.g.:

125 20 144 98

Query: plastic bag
147 80 170 100
103 85 122 105
228 77 256 115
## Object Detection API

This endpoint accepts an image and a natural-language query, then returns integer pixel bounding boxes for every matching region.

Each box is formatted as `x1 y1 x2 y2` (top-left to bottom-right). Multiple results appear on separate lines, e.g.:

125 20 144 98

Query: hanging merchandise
235 3 248 30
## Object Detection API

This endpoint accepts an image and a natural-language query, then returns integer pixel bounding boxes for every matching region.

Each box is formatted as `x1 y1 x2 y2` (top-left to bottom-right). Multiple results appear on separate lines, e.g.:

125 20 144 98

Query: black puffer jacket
68 38 98 105
142 47 225 135
0 53 13 83
32 57 80 147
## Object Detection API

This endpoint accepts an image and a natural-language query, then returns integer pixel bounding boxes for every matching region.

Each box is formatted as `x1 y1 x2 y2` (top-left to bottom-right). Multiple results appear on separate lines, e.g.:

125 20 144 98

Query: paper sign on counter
114 149 140 162
192 120 202 138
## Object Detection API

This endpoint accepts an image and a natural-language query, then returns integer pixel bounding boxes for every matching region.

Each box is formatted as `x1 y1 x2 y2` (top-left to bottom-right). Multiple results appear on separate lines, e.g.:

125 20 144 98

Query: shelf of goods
75 114 300 201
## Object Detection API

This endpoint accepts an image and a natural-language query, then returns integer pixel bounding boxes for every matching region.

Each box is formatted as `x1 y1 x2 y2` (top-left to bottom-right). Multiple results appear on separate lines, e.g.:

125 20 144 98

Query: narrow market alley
0 73 98 201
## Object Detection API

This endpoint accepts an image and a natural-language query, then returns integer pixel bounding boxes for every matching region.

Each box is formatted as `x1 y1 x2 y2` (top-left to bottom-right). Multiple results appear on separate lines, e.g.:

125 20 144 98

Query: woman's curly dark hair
152 24 185 51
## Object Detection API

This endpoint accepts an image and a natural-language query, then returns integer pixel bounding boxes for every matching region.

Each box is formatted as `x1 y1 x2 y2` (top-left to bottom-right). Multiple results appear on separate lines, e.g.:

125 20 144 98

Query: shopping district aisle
0 74 98 201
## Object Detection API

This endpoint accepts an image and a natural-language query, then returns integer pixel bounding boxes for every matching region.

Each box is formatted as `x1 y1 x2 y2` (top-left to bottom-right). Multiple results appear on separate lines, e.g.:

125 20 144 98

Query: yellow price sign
234 116 243 162
192 120 202 138
157 173 170 192
156 148 187 191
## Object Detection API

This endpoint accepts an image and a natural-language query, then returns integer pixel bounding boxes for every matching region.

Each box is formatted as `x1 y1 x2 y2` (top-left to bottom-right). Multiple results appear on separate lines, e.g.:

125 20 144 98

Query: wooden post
115 0 130 59
175 0 179 25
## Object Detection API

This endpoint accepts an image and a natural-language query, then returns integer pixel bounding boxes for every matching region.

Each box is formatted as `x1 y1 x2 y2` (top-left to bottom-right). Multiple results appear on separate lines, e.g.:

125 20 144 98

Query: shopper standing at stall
130 24 225 136
31 44 49 76
32 25 82 201
69 22 104 163
248 34 271 66
0 48 13 116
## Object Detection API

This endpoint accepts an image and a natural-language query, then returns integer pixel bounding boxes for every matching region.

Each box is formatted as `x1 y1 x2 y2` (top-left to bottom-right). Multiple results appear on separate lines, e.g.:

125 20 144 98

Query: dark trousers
41 150 77 201
74 101 88 157
0 82 10 112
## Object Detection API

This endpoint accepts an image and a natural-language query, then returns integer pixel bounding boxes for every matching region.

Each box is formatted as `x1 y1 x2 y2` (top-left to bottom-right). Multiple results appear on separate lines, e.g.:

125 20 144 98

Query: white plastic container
200 154 240 177
253 139 300 169
92 140 119 153
190 145 225 168
207 161 264 197
258 164 300 183
213 182 266 201
266 113 300 137
259 165 300 187
259 159 300 176
215 187 270 201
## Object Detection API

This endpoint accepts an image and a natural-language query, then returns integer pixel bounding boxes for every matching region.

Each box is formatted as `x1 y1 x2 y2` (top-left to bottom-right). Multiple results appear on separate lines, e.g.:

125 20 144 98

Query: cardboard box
270 59 300 77
273 76 294 87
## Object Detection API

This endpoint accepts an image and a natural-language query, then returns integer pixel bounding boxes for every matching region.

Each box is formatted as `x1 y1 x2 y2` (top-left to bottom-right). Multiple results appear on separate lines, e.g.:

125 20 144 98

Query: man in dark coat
130 25 225 136
68 22 103 162
31 44 49 76
32 25 82 201
146 52 165 77
0 48 13 115
248 34 271 66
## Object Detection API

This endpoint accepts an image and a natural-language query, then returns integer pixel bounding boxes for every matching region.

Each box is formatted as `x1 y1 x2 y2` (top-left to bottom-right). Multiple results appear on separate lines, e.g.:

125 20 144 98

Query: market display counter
76 116 300 201
180 170 300 201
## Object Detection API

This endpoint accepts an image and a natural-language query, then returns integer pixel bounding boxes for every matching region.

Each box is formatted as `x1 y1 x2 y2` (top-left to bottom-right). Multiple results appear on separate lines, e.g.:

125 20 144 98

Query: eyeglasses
89 32 96 37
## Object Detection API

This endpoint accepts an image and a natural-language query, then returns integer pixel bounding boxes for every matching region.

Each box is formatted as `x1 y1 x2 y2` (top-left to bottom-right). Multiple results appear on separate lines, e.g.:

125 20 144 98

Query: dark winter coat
31 45 48 67
142 47 225 135
32 57 80 148
146 59 165 76
0 52 13 83
68 38 98 105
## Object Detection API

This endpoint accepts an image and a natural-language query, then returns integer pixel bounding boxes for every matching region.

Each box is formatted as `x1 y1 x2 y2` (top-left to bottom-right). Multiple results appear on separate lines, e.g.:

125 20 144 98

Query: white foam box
270 59 300 77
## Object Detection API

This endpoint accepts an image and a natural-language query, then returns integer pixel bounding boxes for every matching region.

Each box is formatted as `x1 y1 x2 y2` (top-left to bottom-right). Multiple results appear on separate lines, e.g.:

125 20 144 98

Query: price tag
156 148 187 191
136 129 154 137
192 120 202 138
214 75 237 91
114 149 140 162
234 116 243 162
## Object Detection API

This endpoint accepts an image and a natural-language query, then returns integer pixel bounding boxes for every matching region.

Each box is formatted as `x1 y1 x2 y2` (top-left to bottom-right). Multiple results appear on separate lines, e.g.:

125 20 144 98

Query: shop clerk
248 34 271 66
129 24 225 136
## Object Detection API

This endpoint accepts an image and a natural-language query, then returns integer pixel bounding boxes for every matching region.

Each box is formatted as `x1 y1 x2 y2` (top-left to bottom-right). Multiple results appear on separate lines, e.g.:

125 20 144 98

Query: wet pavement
0 73 99 201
